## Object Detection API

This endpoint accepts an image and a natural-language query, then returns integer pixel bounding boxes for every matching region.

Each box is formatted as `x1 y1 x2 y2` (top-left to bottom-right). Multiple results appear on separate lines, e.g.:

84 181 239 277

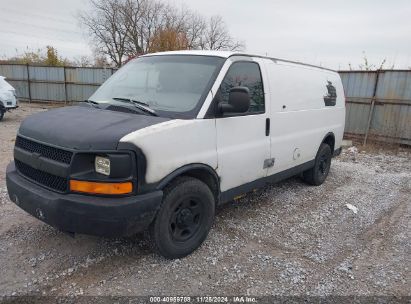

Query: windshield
90 55 224 118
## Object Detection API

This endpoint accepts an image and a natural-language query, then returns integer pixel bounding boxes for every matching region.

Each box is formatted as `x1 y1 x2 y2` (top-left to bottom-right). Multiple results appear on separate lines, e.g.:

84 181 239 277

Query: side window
219 61 265 114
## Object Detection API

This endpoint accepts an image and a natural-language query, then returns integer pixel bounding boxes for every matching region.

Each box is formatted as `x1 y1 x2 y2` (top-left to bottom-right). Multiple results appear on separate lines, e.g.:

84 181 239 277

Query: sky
0 0 410 70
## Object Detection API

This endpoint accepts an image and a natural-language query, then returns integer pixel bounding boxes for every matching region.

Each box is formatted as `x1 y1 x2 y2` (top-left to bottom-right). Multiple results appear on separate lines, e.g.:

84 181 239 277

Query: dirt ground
0 104 410 299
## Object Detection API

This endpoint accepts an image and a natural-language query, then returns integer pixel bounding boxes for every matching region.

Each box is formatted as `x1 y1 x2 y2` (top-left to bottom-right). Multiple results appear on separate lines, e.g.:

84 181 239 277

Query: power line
0 31 85 44
0 17 83 36
0 6 78 25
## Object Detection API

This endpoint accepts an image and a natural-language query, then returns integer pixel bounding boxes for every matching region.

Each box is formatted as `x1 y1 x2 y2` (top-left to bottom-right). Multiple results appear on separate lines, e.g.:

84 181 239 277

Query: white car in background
0 76 19 121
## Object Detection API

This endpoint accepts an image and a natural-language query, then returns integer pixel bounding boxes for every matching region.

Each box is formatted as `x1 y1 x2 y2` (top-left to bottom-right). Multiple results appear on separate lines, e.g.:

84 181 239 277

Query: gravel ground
0 104 410 298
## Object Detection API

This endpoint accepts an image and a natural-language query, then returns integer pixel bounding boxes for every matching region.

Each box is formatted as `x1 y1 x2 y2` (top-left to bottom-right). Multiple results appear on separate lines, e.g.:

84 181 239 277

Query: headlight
95 156 110 176
1 91 13 102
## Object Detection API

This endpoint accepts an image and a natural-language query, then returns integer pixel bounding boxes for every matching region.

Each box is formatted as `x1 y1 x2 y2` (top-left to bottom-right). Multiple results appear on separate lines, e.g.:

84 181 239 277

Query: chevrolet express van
6 51 345 258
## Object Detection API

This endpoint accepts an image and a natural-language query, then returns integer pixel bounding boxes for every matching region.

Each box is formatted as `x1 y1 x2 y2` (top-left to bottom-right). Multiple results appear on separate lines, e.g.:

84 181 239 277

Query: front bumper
1 99 18 110
6 162 163 237
5 105 19 110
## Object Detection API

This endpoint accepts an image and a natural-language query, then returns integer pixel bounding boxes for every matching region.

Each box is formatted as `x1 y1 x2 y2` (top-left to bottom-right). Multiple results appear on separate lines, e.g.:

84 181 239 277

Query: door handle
265 118 270 136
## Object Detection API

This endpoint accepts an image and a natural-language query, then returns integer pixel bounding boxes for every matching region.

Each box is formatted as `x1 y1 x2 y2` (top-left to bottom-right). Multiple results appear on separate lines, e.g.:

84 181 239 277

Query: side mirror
218 87 250 114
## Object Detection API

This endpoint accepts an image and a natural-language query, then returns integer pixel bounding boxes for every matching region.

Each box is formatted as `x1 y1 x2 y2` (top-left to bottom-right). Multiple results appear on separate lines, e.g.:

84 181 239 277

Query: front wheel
149 176 215 259
303 143 332 186
0 109 4 121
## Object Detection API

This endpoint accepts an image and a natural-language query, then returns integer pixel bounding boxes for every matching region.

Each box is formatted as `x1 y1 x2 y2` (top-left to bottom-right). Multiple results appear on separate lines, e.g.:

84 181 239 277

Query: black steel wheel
150 176 215 259
303 143 332 186
169 196 205 242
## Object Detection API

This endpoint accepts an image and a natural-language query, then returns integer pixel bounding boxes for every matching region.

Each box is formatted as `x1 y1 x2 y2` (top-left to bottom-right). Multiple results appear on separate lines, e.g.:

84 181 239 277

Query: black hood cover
18 106 171 150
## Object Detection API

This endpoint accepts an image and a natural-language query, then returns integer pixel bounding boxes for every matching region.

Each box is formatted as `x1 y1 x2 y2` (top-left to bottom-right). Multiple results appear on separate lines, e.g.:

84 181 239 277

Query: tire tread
303 143 332 186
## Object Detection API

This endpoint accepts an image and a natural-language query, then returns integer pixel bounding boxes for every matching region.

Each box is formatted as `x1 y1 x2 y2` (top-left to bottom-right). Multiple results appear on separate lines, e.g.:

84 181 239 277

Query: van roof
142 50 336 72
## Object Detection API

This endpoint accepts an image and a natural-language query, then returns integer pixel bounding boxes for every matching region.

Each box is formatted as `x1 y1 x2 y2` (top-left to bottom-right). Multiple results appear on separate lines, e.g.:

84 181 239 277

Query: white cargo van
6 51 345 258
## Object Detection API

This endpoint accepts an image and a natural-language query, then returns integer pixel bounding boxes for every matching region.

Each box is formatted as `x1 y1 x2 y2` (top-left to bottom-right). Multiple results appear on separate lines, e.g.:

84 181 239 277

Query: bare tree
184 11 207 49
79 0 245 66
121 0 146 55
71 55 93 67
138 0 167 53
79 0 129 67
201 16 244 51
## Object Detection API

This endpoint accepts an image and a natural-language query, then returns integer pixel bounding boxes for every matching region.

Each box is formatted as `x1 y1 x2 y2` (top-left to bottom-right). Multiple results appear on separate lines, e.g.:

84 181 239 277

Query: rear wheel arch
321 132 335 152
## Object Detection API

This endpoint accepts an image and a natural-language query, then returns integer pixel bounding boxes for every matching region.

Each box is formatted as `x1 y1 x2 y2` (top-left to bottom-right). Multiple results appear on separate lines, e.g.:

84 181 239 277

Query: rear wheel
303 143 332 186
149 176 215 259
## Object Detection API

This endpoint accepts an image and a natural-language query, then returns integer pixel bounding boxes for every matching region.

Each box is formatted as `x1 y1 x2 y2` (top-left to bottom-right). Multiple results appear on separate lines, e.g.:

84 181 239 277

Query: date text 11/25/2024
149 296 257 303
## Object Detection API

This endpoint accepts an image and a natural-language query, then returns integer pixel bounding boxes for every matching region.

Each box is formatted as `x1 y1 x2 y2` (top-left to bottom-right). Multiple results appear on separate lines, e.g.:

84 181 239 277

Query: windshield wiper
113 97 157 116
82 99 100 108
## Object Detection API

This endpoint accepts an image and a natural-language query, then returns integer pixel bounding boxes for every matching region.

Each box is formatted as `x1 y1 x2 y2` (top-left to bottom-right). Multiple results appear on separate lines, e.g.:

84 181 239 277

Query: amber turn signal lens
70 180 132 195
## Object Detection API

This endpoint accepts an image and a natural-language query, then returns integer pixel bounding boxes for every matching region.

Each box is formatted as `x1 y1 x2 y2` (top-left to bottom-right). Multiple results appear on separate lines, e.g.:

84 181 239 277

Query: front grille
15 136 73 164
15 160 68 192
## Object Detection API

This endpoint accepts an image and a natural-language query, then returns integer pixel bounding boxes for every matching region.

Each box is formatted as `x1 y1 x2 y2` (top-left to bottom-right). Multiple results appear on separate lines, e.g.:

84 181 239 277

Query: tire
0 109 4 121
149 176 215 259
303 143 332 186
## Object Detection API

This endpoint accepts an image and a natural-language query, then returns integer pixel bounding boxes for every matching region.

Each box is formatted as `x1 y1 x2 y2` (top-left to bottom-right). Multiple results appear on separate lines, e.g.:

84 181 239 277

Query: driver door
215 59 271 192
